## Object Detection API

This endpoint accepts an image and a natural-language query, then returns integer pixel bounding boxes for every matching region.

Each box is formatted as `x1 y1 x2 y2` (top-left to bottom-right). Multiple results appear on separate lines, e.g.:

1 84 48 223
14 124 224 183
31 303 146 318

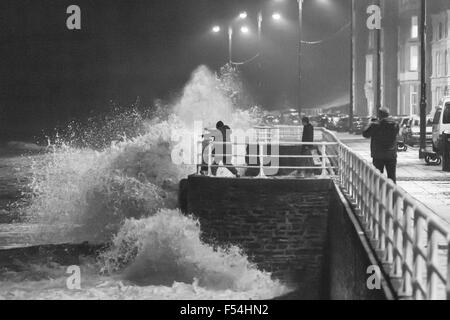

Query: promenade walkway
336 132 450 227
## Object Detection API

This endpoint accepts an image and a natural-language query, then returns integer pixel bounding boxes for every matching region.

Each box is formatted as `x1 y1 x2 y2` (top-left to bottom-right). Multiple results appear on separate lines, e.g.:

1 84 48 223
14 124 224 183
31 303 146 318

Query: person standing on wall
300 117 314 177
363 107 400 183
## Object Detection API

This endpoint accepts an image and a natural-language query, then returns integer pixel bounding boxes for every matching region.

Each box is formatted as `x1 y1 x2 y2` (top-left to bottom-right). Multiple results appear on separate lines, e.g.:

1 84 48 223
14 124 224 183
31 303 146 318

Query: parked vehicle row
261 107 446 147
431 97 450 154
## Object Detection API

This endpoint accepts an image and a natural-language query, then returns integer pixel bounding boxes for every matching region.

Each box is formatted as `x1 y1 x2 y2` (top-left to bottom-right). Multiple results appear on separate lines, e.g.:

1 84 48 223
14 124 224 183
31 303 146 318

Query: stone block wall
181 176 332 299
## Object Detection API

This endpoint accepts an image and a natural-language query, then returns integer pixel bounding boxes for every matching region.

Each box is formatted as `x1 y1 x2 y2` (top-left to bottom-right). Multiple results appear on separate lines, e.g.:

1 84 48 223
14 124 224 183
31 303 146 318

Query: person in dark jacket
212 121 239 177
363 107 400 183
300 117 314 176
302 117 314 149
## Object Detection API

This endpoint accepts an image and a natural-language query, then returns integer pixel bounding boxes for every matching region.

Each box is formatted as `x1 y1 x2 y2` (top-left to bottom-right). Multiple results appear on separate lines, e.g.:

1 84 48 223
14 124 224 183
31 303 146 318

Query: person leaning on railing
212 121 240 178
362 108 400 184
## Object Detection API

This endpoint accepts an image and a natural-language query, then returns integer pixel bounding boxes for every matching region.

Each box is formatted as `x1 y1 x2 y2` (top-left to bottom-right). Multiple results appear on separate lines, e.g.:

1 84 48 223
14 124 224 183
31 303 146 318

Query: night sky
0 0 350 137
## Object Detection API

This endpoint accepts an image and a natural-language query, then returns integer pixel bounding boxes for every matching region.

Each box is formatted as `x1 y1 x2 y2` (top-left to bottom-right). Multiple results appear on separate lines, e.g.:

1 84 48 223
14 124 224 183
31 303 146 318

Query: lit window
410 85 418 115
411 16 418 39
445 50 448 75
410 45 418 71
436 52 441 76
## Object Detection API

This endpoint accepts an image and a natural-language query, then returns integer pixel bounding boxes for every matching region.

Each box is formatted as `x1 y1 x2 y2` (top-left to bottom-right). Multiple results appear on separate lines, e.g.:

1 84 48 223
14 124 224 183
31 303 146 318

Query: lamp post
374 0 382 116
298 0 304 115
349 0 355 132
419 0 427 159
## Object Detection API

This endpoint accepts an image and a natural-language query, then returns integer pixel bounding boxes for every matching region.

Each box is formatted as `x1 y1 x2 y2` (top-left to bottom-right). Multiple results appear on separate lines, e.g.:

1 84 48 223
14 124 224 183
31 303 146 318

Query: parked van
431 97 450 153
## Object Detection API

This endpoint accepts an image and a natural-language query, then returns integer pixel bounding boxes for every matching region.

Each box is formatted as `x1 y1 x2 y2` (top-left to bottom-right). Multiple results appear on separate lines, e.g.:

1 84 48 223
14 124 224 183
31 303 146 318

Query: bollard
443 133 450 172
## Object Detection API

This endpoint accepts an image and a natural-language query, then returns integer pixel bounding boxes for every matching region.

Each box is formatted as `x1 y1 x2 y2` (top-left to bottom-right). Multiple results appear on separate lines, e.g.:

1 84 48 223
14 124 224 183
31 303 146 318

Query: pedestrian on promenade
212 121 240 177
300 117 314 177
363 107 400 183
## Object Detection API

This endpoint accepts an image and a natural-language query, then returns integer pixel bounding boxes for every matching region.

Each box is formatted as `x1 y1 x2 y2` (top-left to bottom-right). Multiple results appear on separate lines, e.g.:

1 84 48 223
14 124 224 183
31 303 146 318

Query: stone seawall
180 177 332 299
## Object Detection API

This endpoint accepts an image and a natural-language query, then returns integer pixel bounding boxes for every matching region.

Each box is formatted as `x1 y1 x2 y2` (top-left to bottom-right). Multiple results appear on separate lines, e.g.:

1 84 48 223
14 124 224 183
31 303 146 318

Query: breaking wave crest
4 65 290 299
98 209 289 295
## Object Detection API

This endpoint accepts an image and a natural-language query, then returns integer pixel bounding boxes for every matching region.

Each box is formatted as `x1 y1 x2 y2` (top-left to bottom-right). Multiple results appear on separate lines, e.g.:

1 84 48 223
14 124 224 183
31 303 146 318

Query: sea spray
3 64 290 299
22 65 260 244
24 118 191 244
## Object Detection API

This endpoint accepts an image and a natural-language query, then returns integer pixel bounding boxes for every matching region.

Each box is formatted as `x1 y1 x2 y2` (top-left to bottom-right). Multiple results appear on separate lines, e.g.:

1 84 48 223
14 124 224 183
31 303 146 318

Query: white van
431 97 450 153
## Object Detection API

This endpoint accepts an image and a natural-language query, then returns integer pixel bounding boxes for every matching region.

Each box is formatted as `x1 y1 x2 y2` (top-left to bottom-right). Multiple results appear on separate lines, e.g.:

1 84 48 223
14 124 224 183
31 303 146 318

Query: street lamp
211 10 282 65
272 12 282 21
298 0 304 114
240 26 250 34
349 0 355 132
239 11 248 19
419 0 427 159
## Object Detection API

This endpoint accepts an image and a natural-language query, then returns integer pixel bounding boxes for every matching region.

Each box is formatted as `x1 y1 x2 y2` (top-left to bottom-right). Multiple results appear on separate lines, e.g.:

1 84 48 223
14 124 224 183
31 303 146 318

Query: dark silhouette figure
363 108 400 183
211 121 239 177
300 117 314 175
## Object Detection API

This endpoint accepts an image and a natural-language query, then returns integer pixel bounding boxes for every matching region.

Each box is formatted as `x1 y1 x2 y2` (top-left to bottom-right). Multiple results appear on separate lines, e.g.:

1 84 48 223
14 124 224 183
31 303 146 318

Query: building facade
356 0 450 118
430 9 450 109
397 0 420 116
363 0 398 117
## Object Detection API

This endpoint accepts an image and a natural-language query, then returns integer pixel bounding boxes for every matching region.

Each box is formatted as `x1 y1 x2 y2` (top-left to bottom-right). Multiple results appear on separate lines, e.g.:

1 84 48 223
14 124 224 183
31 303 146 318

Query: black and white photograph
0 0 450 307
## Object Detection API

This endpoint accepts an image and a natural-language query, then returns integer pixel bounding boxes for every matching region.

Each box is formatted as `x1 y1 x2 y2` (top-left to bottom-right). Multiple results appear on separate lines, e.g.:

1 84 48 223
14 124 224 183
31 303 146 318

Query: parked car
309 116 322 127
263 115 281 126
431 97 450 153
402 116 433 147
324 116 336 130
335 116 350 132
280 109 301 125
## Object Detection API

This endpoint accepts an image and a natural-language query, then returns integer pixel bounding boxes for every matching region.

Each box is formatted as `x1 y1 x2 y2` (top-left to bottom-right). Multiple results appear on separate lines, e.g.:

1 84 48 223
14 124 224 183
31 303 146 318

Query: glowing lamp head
240 26 250 34
239 11 248 19
272 12 282 21
212 26 221 33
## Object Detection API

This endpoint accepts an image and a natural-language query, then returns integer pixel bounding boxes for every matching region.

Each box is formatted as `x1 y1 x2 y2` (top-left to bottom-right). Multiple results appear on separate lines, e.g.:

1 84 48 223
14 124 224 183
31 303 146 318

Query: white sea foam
1 65 290 300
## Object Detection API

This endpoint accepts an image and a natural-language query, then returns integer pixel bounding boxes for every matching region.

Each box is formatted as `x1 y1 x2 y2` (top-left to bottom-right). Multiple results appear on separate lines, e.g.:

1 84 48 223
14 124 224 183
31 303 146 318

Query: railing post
257 142 267 178
196 140 201 174
402 205 414 297
207 140 213 177
372 174 380 241
413 211 426 300
392 193 403 278
320 143 327 177
447 238 450 300
385 186 394 265
361 164 368 219
379 180 387 252
427 226 438 300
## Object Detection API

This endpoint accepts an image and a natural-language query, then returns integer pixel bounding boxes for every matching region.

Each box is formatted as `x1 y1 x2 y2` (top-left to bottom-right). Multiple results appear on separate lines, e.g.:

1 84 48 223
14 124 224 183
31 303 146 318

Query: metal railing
330 130 450 300
196 131 339 177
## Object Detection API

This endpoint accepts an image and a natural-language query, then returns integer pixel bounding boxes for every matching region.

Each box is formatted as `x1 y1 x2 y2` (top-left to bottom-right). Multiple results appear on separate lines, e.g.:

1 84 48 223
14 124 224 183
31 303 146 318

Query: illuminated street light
239 11 248 19
240 26 250 34
212 25 221 33
272 12 282 21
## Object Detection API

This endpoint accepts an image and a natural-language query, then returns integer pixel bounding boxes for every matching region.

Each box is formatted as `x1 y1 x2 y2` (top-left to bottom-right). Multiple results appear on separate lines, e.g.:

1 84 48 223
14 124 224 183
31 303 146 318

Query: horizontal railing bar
198 141 339 146
196 165 338 170
203 154 338 159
